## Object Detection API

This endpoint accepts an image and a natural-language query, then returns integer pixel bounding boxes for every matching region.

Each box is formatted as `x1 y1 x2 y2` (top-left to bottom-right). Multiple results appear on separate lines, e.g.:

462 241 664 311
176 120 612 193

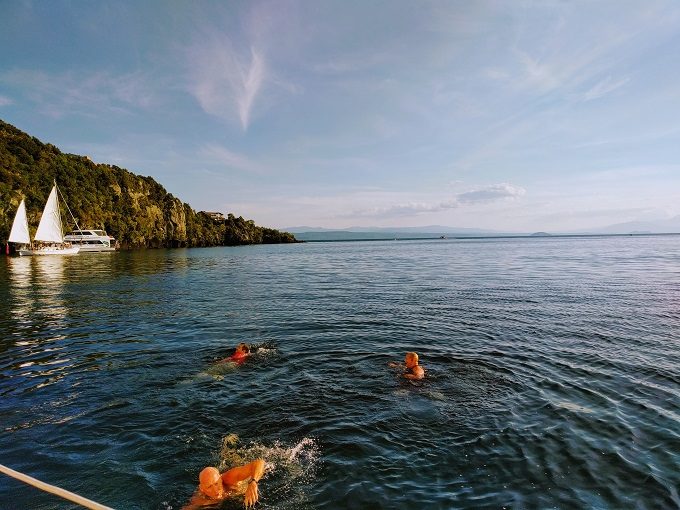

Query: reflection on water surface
0 238 679 509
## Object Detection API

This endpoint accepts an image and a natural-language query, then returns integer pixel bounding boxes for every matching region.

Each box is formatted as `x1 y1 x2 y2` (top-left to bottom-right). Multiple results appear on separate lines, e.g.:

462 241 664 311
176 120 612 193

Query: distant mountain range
285 225 500 234
579 216 680 235
287 218 680 241
285 225 501 242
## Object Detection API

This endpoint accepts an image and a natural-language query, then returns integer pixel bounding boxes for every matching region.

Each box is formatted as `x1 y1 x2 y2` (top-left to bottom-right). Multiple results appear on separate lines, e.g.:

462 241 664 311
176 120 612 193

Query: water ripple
1 237 679 509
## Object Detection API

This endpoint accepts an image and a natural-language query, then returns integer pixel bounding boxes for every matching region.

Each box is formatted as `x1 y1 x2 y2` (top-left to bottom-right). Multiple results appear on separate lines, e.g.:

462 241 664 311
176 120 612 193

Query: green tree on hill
0 119 298 249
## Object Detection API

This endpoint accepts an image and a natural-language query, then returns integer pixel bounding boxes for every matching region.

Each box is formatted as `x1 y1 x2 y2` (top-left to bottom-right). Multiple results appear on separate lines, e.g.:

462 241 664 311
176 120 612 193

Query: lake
1 236 679 509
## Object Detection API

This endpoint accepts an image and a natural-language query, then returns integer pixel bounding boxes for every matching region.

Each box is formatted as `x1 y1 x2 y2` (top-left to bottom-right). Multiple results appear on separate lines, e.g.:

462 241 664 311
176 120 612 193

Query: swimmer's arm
221 458 265 486
181 490 211 509
387 361 403 368
403 366 425 380
222 459 265 509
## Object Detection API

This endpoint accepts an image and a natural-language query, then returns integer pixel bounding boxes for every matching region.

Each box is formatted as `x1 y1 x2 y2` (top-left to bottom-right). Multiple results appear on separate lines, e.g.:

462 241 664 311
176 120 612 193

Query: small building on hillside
205 211 225 222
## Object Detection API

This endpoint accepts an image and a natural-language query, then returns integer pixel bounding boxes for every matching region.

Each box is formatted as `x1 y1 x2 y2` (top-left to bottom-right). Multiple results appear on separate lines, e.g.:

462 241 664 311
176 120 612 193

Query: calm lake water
1 236 679 509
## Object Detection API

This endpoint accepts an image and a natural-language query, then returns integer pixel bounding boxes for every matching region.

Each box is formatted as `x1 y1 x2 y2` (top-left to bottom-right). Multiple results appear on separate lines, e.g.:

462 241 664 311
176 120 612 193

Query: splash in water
216 433 320 506
248 340 278 359
180 342 280 383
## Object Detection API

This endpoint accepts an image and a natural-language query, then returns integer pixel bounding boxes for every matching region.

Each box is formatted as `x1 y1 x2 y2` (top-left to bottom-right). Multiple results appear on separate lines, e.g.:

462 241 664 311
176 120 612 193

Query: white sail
8 199 31 244
34 185 64 243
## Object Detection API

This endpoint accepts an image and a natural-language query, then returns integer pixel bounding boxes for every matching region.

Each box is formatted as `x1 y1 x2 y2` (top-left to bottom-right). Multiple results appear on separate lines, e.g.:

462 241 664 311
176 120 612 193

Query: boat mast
55 180 82 234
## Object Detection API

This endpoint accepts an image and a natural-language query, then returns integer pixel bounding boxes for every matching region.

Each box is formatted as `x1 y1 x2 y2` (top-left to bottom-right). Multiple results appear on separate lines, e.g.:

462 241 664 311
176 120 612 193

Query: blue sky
1 1 680 232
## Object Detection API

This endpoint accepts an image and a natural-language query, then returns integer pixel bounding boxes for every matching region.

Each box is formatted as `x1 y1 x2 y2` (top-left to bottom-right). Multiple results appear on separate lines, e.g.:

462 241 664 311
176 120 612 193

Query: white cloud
457 183 526 204
239 49 265 128
349 200 459 218
509 5 676 98
0 95 12 107
186 32 266 130
537 206 656 223
349 183 526 218
516 51 560 91
584 164 678 182
484 68 510 81
313 50 394 75
223 181 529 228
199 143 265 174
581 76 630 101
0 69 156 118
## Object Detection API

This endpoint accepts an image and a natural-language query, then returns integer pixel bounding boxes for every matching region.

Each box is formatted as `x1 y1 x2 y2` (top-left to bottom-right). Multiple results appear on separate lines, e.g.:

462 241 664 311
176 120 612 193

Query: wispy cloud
571 126 680 149
0 95 12 107
509 5 676 97
584 164 679 182
350 183 526 218
186 33 266 130
537 206 656 222
350 200 458 218
515 51 560 92
239 49 265 128
199 143 265 174
457 183 525 204
0 69 156 118
313 50 394 75
581 76 630 101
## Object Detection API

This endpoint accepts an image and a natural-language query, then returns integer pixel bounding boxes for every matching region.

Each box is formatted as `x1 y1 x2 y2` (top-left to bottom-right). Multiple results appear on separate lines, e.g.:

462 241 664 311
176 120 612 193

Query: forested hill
0 119 297 249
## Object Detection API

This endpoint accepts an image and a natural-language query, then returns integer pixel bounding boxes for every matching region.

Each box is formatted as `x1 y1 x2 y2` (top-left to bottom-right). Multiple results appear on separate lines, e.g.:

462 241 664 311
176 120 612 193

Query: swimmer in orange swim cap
183 459 265 509
388 351 425 380
226 343 250 364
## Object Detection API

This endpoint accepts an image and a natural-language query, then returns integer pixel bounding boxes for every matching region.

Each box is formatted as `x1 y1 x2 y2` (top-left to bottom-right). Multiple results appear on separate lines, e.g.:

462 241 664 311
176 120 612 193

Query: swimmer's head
199 467 224 498
235 343 250 355
405 352 419 367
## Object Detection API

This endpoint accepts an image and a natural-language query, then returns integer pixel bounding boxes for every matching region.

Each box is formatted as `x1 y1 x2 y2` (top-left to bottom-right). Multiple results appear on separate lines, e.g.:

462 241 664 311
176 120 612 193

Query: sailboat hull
20 246 81 256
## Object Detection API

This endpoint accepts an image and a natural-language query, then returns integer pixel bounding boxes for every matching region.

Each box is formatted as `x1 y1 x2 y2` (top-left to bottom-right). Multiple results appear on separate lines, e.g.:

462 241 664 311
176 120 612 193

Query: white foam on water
216 433 320 505
427 390 447 401
254 347 276 358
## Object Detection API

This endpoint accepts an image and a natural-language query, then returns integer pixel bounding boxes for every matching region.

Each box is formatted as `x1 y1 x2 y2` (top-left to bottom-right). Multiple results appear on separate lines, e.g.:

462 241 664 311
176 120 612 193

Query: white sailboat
8 184 80 256
8 199 31 255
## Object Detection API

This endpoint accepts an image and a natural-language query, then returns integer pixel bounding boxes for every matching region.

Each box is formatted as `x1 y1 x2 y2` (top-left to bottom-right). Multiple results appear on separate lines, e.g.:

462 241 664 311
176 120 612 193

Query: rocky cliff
0 119 297 248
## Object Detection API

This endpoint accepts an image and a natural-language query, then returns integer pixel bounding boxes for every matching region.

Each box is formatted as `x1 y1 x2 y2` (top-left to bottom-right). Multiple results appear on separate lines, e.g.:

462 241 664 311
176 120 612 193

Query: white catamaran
8 183 80 256
64 229 118 252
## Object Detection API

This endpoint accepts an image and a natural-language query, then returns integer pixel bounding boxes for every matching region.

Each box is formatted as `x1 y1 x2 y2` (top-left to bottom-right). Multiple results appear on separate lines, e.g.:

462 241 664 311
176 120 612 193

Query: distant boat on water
8 183 80 256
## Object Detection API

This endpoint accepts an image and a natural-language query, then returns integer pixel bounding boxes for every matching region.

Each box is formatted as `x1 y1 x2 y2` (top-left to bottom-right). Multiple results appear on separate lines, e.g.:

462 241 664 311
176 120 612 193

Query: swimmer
183 459 265 509
388 351 425 380
223 342 250 364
